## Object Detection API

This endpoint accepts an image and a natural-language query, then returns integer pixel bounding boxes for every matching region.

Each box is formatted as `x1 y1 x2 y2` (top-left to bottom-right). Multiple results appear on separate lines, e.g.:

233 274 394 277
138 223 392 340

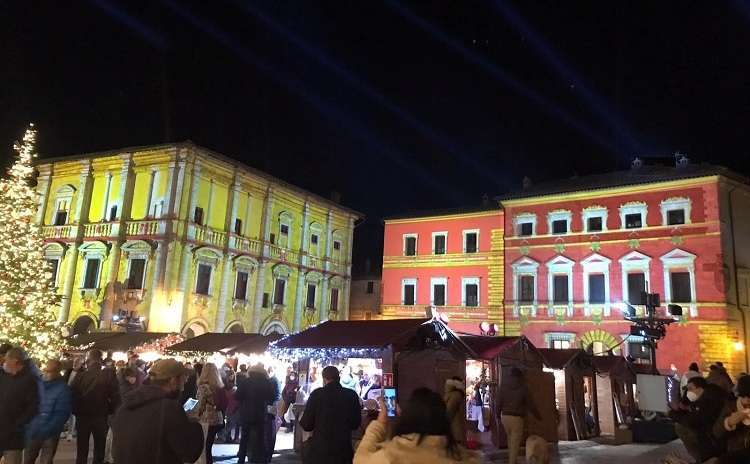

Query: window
234 218 243 235
193 207 204 225
330 288 339 312
463 278 479 307
552 339 571 349
273 279 286 305
432 280 446 306
519 222 533 236
591 341 606 356
311 234 319 245
587 216 603 232
47 259 59 286
195 264 212 295
54 210 68 226
667 209 685 226
432 233 447 255
333 241 341 250
404 235 417 256
126 258 146 290
366 281 374 294
109 205 118 222
625 213 642 229
627 273 646 305
83 258 101 289
552 275 569 304
619 202 647 229
519 275 535 303
552 219 568 234
280 224 289 236
671 272 692 302
262 293 270 308
588 274 605 304
545 332 575 349
269 233 276 245
464 231 478 253
628 341 651 360
402 279 416 305
306 284 316 308
234 271 249 300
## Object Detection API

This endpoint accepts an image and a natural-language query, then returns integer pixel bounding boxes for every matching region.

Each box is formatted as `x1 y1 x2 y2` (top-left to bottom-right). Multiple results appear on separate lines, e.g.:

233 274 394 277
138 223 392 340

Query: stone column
73 160 94 227
59 246 79 322
318 276 329 323
243 192 252 236
145 240 167 321
230 177 241 235
215 255 234 332
293 201 310 330
118 155 136 223
145 169 157 218
170 154 188 219
35 167 52 225
293 271 307 331
187 162 201 223
206 180 215 226
177 245 194 330
251 260 268 332
341 216 355 320
260 187 274 248
101 172 112 221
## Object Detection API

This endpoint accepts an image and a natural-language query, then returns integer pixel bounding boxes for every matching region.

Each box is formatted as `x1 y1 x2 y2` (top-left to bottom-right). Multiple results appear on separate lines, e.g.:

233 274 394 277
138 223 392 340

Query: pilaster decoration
299 201 310 256
215 253 235 331
206 179 215 226
251 259 268 332
101 172 113 221
118 154 136 224
59 245 79 322
660 248 698 317
260 187 274 255
187 161 202 224
145 168 157 218
170 152 188 218
341 216 355 320
318 275 331 323
243 192 252 236
294 204 309 331
35 166 53 225
324 209 334 262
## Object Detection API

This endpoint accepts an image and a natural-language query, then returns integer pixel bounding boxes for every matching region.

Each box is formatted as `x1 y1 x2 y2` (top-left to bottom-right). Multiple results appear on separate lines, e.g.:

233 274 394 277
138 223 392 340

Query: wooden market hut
538 348 598 441
591 355 638 442
167 333 278 355
459 335 557 447
271 318 476 403
66 332 178 354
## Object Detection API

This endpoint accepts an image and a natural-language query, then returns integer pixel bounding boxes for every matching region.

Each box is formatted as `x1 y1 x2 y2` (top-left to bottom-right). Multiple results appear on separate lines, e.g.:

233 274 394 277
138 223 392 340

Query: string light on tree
0 124 65 361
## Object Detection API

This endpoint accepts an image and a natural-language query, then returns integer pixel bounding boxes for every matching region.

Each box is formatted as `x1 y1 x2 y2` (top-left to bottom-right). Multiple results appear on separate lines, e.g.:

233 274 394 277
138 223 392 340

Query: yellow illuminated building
36 142 361 336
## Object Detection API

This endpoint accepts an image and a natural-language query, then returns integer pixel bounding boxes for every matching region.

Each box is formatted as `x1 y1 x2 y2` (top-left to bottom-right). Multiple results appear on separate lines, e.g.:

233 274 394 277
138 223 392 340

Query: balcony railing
42 225 76 239
268 244 299 264
229 235 263 255
187 223 226 248
125 219 167 237
83 222 113 238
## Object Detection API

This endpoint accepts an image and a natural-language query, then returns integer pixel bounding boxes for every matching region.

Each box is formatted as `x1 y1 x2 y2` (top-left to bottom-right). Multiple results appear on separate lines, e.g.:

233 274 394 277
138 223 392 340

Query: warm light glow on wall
733 341 745 352
147 290 183 333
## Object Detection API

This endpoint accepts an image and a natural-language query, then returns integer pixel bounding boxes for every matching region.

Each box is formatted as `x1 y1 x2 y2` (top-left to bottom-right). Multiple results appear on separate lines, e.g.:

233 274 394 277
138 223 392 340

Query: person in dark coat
669 376 727 463
112 358 204 464
496 367 541 464
181 362 201 406
69 349 120 464
0 348 39 464
712 375 750 463
24 359 72 464
299 366 362 464
235 365 276 464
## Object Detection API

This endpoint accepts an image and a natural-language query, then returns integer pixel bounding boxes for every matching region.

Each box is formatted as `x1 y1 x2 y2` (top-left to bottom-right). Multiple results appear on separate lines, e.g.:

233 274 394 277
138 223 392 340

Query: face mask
686 391 700 402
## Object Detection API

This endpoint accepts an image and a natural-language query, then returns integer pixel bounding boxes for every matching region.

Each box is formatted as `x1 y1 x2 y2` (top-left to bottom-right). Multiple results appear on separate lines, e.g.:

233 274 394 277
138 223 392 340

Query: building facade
36 142 360 337
348 275 382 321
380 207 504 334
501 161 750 374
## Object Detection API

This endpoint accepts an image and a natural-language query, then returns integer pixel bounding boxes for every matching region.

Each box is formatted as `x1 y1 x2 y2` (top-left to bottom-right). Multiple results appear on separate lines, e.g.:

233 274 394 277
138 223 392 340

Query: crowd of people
0 344 482 464
667 361 750 464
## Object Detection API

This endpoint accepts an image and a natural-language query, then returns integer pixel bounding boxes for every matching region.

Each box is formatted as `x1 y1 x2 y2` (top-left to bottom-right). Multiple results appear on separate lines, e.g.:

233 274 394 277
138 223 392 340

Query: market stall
591 355 638 443
270 318 476 452
460 335 556 448
167 332 281 368
539 348 598 441
66 332 182 362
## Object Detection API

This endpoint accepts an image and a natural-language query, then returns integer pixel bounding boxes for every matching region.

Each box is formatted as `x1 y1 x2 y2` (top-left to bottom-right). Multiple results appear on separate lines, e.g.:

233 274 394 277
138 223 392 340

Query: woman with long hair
195 362 226 464
353 387 479 464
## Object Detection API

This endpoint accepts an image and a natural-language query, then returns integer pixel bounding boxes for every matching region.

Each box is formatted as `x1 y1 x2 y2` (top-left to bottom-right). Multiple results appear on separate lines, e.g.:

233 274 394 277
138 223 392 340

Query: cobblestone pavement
52 434 687 463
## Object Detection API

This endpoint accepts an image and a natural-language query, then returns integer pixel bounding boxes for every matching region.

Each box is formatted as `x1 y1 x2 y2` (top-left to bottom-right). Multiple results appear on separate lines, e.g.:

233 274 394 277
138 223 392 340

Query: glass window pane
465 284 478 307
625 213 642 229
671 272 692 302
273 279 286 305
403 284 415 305
627 273 646 305
552 219 568 234
330 288 339 311
587 216 602 232
83 259 100 289
196 264 212 295
127 258 146 290
234 271 249 300
667 209 685 225
553 275 569 303
588 274 605 303
465 233 477 253
405 237 416 256
433 284 446 306
519 275 535 303
520 222 533 236
434 235 446 254
306 284 316 308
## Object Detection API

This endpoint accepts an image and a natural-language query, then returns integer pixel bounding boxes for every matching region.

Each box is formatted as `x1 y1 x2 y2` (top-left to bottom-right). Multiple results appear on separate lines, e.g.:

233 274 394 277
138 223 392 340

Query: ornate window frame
271 263 293 308
544 332 576 349
278 211 294 248
582 205 608 233
192 247 221 297
309 222 323 256
232 256 257 302
462 229 480 253
546 255 574 317
619 201 648 230
581 253 612 316
43 243 67 288
403 233 418 257
512 256 539 316
660 197 692 226
432 231 448 255
660 248 697 317
547 209 572 235
52 184 76 225
514 212 537 237
619 251 651 314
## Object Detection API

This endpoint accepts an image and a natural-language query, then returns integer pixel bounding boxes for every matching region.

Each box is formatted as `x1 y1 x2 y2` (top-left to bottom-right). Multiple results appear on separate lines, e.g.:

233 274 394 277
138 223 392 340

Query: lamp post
624 292 682 374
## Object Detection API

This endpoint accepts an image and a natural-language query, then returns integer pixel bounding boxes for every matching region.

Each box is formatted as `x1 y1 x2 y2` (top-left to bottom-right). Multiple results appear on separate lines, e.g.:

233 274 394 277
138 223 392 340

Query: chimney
481 193 490 207
675 151 690 168
330 190 341 203
631 157 643 170
522 176 532 189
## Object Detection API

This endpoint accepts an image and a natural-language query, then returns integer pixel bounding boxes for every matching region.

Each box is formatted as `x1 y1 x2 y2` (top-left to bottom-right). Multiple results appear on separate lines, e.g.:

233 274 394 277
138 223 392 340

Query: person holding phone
353 387 479 464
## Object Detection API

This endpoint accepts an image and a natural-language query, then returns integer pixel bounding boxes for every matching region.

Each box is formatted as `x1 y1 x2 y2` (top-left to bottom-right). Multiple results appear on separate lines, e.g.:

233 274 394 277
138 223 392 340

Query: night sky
2 2 750 273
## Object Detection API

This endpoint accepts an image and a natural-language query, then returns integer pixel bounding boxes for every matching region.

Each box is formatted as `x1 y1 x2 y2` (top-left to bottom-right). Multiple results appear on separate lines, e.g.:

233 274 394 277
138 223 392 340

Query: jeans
76 415 109 464
2 450 23 464
501 414 525 464
24 438 60 464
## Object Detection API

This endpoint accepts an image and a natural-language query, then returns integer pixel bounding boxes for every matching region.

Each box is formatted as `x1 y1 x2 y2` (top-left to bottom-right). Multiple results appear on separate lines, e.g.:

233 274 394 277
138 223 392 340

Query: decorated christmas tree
0 124 64 360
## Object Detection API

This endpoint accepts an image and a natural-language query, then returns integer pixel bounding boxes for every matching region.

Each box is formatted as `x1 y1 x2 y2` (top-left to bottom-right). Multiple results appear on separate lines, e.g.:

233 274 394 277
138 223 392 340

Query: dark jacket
235 371 276 425
713 398 750 452
26 378 72 441
299 381 362 464
70 363 120 417
670 383 727 433
497 375 540 419
0 366 40 450
180 372 198 406
112 384 204 464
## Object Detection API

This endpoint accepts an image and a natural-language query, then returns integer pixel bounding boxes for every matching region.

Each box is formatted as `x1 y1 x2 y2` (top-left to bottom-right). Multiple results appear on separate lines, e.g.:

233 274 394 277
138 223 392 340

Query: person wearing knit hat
712 375 750 462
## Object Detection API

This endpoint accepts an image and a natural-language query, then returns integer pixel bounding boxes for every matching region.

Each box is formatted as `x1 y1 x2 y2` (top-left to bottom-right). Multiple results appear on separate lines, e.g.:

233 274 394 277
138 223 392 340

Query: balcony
83 222 113 238
228 234 263 255
187 223 226 248
326 258 349 275
304 254 324 270
42 224 76 240
268 244 299 265
126 219 167 237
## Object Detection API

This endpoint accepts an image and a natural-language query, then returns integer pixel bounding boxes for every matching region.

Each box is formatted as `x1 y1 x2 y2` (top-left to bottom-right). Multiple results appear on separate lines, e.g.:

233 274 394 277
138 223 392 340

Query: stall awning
167 333 277 354
538 348 588 370
271 319 476 359
66 332 177 352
